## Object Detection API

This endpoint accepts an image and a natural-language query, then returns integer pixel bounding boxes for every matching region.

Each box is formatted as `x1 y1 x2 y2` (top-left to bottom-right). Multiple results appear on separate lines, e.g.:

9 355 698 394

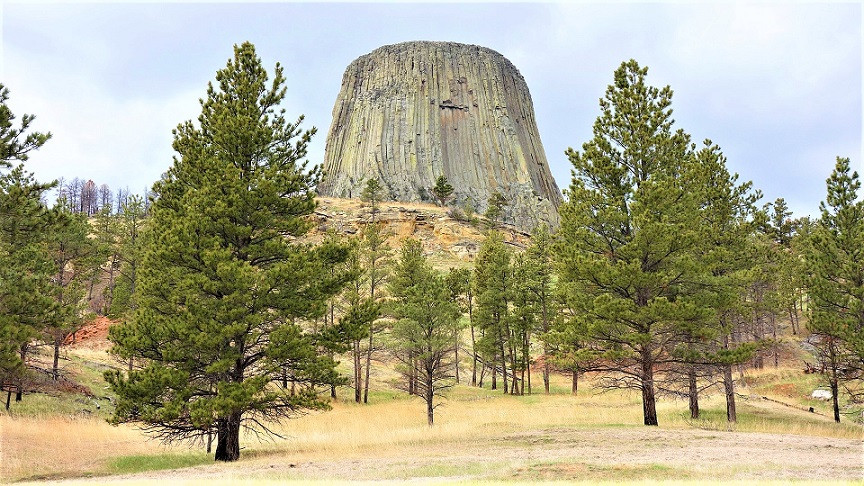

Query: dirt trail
52 427 864 483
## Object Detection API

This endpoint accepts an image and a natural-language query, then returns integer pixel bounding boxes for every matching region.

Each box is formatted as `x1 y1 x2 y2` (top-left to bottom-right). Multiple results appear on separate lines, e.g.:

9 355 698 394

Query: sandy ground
48 426 864 483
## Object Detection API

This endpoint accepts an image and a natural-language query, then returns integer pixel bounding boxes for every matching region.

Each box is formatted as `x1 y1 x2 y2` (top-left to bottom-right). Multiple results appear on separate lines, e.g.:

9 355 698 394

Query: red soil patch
64 316 116 348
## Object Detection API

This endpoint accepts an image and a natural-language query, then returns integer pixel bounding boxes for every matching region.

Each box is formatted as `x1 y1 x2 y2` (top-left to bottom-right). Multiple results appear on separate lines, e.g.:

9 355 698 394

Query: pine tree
388 238 428 394
473 232 513 392
359 221 390 403
510 253 537 395
106 43 349 461
445 267 473 384
431 175 454 207
108 195 147 319
44 207 95 380
805 157 864 422
667 141 759 421
361 178 385 222
0 85 55 408
556 60 720 426
484 192 507 226
389 240 460 425
0 84 52 165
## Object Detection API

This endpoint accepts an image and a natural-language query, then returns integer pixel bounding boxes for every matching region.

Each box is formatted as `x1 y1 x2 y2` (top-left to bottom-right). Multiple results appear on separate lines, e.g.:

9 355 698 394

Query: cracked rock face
317 41 562 231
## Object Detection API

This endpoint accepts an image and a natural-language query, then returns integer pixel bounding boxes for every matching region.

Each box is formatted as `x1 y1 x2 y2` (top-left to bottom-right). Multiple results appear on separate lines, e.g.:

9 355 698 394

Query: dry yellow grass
1 416 170 482
3 369 861 483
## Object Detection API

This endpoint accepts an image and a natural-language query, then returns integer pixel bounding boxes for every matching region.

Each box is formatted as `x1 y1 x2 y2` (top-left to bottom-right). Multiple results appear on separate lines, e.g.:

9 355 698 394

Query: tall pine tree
106 43 349 461
805 157 864 422
0 85 55 408
557 60 722 425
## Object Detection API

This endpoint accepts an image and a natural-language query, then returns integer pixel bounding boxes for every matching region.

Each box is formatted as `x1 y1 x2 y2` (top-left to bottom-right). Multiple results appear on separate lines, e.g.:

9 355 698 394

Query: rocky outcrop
317 41 562 231
305 197 530 264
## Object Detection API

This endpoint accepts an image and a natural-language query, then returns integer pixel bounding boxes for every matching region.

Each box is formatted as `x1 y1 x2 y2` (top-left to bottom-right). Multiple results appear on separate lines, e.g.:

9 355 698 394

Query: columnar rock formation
317 41 562 230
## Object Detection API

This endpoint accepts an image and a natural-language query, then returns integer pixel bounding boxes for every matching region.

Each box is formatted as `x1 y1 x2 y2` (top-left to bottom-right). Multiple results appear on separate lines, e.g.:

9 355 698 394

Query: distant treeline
52 177 151 215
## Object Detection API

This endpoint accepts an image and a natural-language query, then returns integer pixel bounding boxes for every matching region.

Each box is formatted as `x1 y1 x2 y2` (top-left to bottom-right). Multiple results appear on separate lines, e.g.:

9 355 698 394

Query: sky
1 1 861 218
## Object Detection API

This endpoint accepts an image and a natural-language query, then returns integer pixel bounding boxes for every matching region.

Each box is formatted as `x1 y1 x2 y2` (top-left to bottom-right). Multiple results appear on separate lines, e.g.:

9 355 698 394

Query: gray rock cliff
317 41 562 230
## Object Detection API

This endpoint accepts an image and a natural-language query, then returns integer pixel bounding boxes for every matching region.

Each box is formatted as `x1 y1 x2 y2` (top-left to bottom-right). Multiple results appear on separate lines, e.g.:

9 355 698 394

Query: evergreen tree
484 192 507 226
388 238 428 394
556 60 720 426
473 232 514 392
44 208 95 380
106 43 349 461
804 157 864 422
108 195 147 319
0 167 56 407
523 224 557 394
389 240 460 425
359 221 390 403
0 85 55 408
667 141 759 421
445 267 473 384
361 178 385 222
337 234 379 403
0 84 52 164
510 253 537 394
431 175 454 207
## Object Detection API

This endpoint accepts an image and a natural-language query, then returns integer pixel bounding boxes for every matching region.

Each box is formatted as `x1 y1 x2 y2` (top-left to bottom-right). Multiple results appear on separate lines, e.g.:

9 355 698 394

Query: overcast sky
2 1 861 217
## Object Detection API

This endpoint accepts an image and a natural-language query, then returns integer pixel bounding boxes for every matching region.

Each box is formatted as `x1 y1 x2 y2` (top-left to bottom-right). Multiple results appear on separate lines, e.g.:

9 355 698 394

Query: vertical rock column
318 41 562 230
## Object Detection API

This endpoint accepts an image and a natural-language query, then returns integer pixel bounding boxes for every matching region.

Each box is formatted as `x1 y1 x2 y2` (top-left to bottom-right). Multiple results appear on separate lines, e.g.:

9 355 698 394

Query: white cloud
4 43 201 194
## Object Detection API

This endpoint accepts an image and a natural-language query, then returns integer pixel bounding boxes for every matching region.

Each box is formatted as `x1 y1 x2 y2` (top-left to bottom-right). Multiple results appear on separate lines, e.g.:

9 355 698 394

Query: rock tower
317 41 562 230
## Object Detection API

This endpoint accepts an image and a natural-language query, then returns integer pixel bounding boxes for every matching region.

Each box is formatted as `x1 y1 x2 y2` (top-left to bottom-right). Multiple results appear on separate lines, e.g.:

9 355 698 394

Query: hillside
3 198 862 483
308 196 531 267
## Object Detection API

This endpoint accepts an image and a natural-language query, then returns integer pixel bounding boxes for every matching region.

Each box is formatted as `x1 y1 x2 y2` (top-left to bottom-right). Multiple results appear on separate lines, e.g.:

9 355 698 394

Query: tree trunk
830 377 840 423
329 349 337 399
723 363 737 423
491 355 497 390
454 334 460 384
829 340 841 423
510 341 519 395
53 335 62 381
105 255 118 314
789 301 798 335
641 351 658 426
16 344 25 402
214 413 241 461
501 341 509 395
426 378 434 426
408 353 416 396
470 314 477 386
771 314 778 368
572 369 578 395
541 299 550 394
353 341 362 403
363 327 373 403
478 362 486 388
688 367 699 419
206 429 213 454
543 347 551 395
5 390 11 411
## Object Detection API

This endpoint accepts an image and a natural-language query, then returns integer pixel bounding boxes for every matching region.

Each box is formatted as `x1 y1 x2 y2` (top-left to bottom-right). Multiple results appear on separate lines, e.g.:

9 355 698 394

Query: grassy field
3 348 863 484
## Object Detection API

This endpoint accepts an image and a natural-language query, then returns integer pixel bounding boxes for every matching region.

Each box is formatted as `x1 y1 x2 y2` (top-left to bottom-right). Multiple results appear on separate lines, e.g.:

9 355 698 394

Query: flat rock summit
317 41 562 230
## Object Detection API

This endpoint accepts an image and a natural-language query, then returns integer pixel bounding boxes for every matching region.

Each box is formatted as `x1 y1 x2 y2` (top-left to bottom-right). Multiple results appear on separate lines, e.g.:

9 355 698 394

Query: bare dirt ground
51 426 863 484
64 316 115 350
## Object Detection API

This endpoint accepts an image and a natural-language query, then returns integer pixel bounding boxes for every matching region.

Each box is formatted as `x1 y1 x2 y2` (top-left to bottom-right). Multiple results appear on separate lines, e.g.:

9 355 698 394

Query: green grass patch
106 452 212 475
512 460 690 481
